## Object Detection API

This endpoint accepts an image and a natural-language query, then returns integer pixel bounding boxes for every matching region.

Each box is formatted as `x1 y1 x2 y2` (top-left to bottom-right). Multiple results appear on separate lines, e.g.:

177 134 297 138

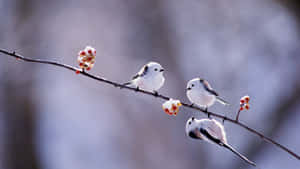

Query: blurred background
0 0 300 168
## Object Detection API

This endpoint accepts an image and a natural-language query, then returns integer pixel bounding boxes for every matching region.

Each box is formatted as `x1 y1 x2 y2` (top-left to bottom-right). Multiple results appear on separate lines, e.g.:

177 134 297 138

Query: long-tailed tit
186 78 229 113
123 62 165 93
185 117 256 167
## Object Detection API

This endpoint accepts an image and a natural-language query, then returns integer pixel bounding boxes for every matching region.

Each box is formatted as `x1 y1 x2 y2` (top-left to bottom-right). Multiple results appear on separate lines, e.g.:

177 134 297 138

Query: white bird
186 78 229 113
123 62 165 94
185 117 256 167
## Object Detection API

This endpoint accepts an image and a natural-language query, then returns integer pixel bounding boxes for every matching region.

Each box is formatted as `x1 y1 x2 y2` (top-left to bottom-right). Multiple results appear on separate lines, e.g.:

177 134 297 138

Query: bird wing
206 88 219 96
132 65 148 80
199 128 222 144
204 82 219 96
201 80 219 96
199 119 227 144
132 74 140 80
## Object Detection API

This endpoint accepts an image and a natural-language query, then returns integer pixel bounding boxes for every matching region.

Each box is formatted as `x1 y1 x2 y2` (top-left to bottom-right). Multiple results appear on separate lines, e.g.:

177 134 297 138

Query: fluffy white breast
134 73 164 91
187 89 216 107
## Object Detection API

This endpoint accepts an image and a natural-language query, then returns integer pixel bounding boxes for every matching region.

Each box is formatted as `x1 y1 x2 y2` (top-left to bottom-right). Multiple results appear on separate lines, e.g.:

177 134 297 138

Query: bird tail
216 96 230 105
121 81 134 89
223 143 256 167
122 81 131 86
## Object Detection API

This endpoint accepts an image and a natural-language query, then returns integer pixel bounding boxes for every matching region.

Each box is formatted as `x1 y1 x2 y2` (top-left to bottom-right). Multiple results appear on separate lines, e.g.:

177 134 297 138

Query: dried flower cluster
162 99 182 116
239 95 250 111
77 46 96 71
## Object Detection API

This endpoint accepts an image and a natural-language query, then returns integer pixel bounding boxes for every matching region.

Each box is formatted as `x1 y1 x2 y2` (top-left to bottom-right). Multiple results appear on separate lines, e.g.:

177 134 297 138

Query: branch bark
0 48 299 161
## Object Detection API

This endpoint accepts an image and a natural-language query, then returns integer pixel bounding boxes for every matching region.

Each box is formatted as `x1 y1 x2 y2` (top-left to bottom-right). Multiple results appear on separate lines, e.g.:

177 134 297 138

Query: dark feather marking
132 74 139 80
141 65 148 77
200 79 219 96
199 128 222 145
206 87 219 96
132 65 148 80
189 131 199 139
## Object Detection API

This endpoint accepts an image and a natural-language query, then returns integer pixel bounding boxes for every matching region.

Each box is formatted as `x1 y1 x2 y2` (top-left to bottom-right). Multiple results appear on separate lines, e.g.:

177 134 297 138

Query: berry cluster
162 99 182 116
77 46 96 71
239 95 250 111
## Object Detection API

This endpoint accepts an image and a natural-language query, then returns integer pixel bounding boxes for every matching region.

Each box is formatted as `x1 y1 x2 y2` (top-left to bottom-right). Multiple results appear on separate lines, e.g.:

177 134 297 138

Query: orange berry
172 104 177 111
245 97 250 103
75 70 80 74
80 51 86 55
240 99 245 104
245 104 250 110
240 107 244 111
86 67 91 71
88 50 92 54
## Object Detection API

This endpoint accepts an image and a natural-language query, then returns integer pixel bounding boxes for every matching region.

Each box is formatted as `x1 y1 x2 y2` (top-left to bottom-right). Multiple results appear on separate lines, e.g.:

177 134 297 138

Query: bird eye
154 68 158 71
191 84 194 87
188 121 192 125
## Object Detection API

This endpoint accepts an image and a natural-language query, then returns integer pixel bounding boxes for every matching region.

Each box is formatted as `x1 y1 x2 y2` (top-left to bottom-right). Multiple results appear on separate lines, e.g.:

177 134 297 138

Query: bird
185 117 256 167
123 62 165 94
186 78 229 115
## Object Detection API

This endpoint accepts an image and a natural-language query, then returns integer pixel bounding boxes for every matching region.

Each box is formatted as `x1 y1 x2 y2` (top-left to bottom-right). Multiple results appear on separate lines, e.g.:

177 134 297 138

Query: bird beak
159 69 164 72
188 131 199 139
186 87 191 91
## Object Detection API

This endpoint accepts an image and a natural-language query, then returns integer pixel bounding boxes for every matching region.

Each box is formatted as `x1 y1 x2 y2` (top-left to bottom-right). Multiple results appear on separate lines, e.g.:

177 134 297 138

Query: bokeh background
0 0 300 169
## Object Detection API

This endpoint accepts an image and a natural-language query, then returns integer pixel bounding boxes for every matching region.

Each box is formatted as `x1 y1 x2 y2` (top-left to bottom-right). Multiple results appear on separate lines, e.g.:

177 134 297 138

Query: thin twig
0 48 299 160
236 109 242 121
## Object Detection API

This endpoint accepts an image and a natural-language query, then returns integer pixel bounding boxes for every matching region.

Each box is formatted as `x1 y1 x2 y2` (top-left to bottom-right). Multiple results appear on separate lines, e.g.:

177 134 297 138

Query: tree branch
0 48 299 160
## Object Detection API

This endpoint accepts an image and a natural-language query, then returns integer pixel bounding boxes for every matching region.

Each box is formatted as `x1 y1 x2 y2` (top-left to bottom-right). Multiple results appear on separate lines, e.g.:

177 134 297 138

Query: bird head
147 62 164 76
186 78 204 91
185 117 201 139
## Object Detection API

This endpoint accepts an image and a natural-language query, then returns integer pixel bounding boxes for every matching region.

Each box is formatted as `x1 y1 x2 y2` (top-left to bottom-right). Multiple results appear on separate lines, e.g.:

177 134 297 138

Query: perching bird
186 78 229 111
185 117 256 167
123 62 165 93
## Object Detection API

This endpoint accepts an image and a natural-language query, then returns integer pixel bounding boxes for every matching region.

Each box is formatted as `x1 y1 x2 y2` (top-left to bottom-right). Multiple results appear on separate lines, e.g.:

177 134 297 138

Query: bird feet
205 107 211 119
222 116 226 124
135 86 139 92
207 114 212 119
